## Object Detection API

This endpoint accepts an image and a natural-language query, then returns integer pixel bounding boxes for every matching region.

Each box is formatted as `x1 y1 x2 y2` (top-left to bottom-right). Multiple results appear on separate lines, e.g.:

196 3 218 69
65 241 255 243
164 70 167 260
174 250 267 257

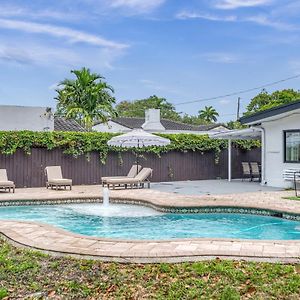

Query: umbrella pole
136 139 140 174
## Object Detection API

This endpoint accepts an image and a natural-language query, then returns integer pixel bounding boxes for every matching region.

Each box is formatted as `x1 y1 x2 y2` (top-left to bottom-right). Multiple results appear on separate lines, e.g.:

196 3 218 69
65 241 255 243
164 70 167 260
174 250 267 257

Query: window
284 130 300 163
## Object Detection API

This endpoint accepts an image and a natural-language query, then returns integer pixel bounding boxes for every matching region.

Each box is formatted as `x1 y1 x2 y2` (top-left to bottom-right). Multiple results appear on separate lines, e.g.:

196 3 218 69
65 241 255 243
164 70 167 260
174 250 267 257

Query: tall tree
116 95 181 121
198 106 219 123
55 68 117 130
245 89 300 115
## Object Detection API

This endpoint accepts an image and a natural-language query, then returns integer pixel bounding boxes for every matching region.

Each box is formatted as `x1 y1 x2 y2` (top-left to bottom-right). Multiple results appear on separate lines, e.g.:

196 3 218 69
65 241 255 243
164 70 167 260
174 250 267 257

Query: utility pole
236 97 241 121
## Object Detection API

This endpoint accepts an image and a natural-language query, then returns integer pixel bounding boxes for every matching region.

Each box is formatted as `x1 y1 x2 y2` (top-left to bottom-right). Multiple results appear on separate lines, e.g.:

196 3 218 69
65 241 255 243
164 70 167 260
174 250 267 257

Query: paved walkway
0 184 300 263
152 179 281 195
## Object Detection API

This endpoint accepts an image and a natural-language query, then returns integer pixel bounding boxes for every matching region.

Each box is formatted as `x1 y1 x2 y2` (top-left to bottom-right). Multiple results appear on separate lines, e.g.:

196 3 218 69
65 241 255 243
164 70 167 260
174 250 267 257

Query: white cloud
0 4 81 21
0 18 128 50
176 10 296 31
246 15 297 31
108 0 165 13
0 44 80 66
215 0 272 9
0 41 126 70
201 53 240 64
176 11 237 22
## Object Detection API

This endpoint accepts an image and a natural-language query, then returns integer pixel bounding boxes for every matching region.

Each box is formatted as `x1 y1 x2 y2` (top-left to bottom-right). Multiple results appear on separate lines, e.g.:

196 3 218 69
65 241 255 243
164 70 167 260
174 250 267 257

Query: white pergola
210 128 262 182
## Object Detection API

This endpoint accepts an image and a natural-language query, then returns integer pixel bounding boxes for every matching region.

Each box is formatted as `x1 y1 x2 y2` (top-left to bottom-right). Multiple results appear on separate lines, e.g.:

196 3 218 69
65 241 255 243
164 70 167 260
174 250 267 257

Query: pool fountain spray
102 187 110 207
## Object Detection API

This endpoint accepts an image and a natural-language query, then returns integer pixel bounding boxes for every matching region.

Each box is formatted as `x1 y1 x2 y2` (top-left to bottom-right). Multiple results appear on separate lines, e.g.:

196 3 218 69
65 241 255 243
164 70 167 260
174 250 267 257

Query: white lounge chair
106 167 153 189
0 169 15 193
45 166 72 190
101 164 142 186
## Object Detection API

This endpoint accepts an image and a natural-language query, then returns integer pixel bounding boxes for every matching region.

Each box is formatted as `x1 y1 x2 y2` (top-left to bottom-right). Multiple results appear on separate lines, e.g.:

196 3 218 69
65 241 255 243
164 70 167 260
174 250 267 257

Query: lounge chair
250 162 261 182
101 164 142 186
45 166 72 190
106 167 153 189
241 162 251 181
0 169 15 193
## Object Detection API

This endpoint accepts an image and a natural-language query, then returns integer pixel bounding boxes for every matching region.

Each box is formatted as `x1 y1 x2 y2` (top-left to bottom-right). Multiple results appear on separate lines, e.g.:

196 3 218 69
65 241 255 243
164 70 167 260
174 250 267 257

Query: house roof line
54 117 86 132
94 117 226 132
240 99 300 125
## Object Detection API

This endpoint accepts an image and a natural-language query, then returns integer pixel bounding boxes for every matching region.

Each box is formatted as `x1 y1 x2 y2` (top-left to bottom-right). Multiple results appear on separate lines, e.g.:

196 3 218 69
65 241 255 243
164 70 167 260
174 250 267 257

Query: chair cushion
0 181 15 187
106 178 139 184
48 179 72 185
102 176 127 182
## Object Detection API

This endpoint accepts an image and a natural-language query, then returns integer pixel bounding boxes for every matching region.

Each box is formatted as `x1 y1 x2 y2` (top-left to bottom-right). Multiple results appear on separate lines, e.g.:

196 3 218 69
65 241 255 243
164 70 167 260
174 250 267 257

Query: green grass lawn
1 239 300 299
283 196 300 201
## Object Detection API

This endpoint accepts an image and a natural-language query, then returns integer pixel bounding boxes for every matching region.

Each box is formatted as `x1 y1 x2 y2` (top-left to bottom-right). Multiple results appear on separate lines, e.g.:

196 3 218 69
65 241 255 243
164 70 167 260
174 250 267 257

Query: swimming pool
1 203 300 240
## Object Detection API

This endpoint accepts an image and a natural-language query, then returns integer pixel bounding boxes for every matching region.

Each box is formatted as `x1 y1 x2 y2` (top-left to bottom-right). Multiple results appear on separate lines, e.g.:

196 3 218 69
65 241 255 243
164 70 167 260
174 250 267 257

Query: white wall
263 113 300 188
93 120 130 133
0 105 54 131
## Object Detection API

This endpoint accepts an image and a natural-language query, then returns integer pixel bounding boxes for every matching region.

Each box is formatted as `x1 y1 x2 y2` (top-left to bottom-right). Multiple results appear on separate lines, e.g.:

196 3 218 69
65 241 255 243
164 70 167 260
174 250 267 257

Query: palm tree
55 67 117 130
198 106 219 123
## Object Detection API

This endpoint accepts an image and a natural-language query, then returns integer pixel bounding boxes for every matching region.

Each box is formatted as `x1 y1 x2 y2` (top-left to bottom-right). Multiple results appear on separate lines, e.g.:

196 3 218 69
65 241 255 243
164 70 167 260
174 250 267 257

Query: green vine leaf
0 131 260 162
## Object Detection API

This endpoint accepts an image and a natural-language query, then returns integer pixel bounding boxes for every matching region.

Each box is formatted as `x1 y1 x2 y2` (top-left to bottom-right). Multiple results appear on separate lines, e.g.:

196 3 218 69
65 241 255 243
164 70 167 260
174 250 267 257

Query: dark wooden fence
0 148 261 188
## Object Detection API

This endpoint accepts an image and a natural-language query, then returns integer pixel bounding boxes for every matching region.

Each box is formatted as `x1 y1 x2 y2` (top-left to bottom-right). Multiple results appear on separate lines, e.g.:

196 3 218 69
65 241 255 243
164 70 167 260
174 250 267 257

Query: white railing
283 168 300 181
283 169 300 197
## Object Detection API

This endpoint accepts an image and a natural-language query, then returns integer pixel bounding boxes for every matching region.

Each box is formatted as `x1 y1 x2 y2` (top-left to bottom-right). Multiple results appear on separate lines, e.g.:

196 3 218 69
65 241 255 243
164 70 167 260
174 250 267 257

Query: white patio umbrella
107 128 171 172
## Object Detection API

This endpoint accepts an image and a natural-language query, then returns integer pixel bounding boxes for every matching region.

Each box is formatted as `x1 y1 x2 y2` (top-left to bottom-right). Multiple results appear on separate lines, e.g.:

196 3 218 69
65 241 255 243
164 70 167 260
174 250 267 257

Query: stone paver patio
0 184 300 263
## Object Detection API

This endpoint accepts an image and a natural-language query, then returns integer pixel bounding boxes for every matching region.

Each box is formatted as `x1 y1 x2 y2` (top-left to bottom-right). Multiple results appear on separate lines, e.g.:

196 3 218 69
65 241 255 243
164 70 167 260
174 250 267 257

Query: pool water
1 203 300 240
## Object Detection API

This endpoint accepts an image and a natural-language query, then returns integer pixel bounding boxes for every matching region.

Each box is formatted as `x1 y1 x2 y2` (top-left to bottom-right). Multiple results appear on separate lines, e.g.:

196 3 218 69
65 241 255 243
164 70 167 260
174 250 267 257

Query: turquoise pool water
1 203 300 240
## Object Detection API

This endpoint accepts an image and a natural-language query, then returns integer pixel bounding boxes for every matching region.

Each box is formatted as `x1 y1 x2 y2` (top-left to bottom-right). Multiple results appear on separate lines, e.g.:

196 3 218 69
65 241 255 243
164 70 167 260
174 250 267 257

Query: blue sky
0 0 300 121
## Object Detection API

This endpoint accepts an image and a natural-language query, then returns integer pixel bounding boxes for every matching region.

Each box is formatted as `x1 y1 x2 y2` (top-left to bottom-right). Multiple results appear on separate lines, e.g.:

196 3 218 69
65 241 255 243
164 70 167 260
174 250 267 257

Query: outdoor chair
45 166 72 190
101 164 142 187
250 162 261 182
241 162 251 181
105 167 153 190
0 169 15 193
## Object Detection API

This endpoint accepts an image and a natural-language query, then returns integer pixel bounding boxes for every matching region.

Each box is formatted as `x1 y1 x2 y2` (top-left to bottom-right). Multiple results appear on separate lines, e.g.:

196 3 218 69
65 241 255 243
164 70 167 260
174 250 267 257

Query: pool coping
1 186 300 263
1 219 300 263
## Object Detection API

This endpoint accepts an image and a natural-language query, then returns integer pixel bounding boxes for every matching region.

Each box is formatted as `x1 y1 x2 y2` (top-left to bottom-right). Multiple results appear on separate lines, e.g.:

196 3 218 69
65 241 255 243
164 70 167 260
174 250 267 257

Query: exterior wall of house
262 113 300 188
93 120 130 133
0 105 54 131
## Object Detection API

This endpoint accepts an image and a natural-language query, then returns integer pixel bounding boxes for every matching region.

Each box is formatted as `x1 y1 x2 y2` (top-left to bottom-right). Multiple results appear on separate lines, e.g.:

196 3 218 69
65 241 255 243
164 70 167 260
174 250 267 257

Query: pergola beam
210 128 262 183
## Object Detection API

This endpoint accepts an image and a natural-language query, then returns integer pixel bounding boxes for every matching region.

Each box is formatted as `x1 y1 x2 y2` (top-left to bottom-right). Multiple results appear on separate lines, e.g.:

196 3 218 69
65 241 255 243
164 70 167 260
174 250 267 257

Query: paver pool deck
1 184 300 263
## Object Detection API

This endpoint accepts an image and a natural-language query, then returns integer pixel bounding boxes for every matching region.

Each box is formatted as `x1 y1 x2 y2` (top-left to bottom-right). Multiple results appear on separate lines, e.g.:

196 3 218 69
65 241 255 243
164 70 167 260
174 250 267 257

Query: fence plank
0 148 261 187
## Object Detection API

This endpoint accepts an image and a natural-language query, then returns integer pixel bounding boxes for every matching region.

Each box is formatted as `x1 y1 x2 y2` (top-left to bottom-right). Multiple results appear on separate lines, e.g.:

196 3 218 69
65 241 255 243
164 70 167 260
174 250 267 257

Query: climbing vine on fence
0 131 260 163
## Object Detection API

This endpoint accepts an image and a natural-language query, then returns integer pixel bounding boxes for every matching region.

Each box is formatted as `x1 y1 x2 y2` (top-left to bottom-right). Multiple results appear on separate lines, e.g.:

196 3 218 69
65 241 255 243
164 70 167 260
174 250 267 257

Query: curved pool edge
1 220 300 263
1 196 300 221
1 188 300 263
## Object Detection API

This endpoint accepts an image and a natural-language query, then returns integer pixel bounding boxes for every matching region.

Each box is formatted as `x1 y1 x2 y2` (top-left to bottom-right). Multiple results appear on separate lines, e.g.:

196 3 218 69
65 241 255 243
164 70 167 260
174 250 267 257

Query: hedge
0 131 260 163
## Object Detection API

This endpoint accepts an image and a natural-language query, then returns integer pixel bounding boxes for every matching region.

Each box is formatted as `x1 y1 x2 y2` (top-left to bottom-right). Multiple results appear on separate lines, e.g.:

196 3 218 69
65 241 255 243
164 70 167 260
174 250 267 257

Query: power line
175 74 300 106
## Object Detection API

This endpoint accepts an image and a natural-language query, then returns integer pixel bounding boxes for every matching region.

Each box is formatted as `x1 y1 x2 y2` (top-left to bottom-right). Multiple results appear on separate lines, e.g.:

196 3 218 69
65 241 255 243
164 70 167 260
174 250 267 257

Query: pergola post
260 129 265 185
228 139 232 182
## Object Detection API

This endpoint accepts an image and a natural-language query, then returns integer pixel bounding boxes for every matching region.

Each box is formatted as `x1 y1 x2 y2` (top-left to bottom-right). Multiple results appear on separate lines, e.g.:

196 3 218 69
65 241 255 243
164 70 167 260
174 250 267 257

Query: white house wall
262 113 300 188
0 105 54 131
93 121 130 133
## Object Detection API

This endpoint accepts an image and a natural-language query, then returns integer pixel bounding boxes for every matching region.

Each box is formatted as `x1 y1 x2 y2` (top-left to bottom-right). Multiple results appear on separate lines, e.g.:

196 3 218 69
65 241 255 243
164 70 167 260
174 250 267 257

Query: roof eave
240 100 300 125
